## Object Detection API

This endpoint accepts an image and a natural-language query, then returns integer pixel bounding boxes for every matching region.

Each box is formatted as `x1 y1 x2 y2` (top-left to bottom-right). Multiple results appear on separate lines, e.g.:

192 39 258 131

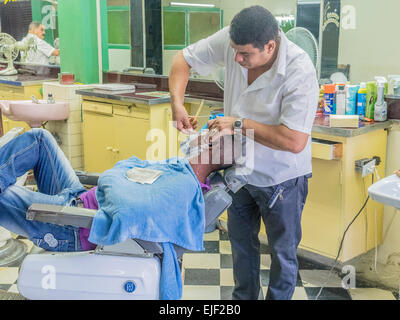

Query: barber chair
17 167 247 300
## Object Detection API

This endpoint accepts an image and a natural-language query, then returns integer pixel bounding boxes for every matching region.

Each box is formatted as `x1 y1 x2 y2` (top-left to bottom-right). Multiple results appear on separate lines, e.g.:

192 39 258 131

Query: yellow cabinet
300 128 387 262
0 83 43 135
82 107 115 173
82 98 177 173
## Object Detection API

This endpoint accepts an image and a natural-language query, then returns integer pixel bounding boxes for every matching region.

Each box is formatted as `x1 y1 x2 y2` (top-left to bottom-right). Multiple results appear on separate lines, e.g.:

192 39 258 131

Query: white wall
108 48 131 72
338 0 400 83
162 49 179 76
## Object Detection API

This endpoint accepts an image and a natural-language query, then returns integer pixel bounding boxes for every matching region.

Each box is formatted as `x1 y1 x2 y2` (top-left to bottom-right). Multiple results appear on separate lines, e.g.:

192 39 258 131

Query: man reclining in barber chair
0 128 246 300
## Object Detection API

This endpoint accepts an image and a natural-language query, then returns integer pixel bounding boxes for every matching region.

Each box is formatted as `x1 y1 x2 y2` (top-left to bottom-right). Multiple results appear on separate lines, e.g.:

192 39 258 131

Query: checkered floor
182 229 399 300
0 229 399 300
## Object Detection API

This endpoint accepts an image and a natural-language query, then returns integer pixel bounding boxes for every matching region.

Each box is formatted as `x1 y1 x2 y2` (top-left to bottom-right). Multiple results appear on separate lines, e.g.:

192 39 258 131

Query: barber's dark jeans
227 175 310 300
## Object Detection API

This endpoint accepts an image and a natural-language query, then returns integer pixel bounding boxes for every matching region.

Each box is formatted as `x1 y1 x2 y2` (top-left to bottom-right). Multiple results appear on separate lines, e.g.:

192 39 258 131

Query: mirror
106 0 400 88
0 0 59 69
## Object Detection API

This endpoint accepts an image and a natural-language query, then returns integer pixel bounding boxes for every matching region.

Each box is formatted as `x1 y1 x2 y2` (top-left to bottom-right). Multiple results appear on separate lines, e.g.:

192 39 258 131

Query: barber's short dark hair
229 6 279 50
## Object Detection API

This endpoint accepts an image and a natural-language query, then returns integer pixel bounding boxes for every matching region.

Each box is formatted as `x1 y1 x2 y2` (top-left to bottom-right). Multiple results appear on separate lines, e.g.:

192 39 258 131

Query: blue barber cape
88 156 205 300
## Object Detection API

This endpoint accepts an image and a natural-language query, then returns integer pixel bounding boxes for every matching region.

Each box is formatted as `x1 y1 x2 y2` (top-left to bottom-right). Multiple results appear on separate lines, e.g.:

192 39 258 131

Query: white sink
368 174 400 209
0 100 69 128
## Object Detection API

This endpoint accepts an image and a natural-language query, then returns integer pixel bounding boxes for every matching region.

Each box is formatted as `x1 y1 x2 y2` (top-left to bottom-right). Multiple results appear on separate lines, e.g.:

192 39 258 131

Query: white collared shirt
183 27 319 187
22 34 55 65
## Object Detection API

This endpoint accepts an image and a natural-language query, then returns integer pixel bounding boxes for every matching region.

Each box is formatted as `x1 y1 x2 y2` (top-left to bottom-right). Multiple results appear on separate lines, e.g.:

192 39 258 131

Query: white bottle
388 75 400 96
374 76 388 122
335 84 346 115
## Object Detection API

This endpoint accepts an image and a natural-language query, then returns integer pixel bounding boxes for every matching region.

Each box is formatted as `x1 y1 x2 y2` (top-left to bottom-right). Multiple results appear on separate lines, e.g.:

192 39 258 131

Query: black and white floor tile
0 229 398 300
181 229 399 300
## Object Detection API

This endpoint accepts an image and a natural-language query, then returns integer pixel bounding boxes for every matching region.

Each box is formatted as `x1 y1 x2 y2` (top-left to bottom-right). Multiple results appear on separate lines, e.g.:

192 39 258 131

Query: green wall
58 0 105 84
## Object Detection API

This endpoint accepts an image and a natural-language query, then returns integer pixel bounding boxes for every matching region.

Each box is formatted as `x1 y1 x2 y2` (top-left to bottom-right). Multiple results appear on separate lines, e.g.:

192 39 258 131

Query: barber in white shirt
23 22 59 65
169 6 319 300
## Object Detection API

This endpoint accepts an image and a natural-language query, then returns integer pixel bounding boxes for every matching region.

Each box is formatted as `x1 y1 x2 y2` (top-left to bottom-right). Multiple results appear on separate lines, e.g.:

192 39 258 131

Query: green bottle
365 82 377 119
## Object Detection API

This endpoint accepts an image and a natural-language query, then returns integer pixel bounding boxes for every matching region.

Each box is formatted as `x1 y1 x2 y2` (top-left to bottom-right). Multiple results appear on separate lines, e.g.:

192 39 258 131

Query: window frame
163 6 223 51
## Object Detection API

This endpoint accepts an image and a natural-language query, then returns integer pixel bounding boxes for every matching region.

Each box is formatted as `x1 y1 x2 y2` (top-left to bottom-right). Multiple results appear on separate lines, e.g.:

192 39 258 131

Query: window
163 6 223 50
107 6 131 49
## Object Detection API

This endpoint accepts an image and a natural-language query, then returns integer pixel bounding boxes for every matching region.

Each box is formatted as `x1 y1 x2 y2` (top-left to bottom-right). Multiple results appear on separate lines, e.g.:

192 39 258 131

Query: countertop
76 88 171 105
312 115 394 138
0 74 57 87
76 88 224 107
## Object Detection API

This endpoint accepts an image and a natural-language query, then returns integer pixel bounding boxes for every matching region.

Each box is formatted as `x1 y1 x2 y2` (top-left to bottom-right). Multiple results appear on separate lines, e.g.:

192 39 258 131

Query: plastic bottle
323 84 336 115
317 86 324 115
365 82 377 119
345 85 359 115
388 75 400 96
335 84 346 115
356 83 367 117
47 93 55 104
374 77 388 122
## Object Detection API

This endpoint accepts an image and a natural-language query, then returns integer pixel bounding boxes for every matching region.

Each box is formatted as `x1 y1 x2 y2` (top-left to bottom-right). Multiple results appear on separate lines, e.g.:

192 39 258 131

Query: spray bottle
374 77 388 122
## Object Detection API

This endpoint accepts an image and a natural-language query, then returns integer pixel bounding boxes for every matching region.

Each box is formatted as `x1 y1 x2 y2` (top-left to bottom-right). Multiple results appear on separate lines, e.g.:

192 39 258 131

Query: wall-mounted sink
0 100 69 128
368 174 400 209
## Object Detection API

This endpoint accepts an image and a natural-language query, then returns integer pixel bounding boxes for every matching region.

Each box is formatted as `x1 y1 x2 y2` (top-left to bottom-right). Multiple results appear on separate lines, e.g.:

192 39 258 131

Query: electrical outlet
362 159 376 178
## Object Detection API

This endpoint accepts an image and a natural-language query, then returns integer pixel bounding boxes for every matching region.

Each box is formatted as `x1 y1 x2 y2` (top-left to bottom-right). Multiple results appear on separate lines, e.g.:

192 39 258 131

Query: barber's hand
172 105 195 134
189 116 198 130
395 169 400 177
208 116 238 135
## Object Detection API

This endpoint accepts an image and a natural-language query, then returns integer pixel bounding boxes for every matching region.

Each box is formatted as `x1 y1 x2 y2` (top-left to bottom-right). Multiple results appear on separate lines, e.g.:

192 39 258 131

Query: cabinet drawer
83 101 112 115
113 104 149 120
312 139 343 160
0 85 24 96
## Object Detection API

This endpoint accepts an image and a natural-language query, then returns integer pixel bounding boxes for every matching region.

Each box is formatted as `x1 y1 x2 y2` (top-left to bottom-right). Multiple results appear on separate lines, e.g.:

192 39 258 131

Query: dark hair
229 6 279 50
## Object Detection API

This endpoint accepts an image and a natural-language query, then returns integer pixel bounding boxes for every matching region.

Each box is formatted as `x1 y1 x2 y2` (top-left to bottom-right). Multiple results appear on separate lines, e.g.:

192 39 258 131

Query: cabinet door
0 87 30 134
2 117 30 134
114 115 150 161
300 158 343 259
82 111 115 173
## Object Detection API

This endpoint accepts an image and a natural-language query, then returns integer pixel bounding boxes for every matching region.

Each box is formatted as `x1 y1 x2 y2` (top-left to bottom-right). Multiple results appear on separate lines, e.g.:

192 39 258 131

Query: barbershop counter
75 88 223 107
0 75 57 87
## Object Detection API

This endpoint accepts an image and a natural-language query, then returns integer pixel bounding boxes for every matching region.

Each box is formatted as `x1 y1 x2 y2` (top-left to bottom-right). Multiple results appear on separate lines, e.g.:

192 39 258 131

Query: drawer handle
106 146 113 151
112 149 119 153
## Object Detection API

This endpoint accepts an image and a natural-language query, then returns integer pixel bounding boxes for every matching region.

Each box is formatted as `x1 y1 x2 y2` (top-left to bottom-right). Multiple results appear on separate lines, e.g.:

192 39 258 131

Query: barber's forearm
169 50 191 110
242 119 308 154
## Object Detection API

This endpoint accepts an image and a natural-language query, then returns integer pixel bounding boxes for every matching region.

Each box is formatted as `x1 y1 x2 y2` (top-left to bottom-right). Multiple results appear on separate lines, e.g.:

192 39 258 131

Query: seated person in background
21 22 59 65
0 128 233 252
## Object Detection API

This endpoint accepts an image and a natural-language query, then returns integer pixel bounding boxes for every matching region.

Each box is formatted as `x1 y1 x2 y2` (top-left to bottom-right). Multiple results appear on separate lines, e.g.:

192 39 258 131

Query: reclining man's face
185 129 236 168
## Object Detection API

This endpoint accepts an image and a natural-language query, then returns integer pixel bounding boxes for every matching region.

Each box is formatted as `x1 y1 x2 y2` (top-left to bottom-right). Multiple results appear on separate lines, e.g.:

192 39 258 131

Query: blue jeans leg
228 175 309 300
0 129 87 252
260 176 309 300
227 187 262 300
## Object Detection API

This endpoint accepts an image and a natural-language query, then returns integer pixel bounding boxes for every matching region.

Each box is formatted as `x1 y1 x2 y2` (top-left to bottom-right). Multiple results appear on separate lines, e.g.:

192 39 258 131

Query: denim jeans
227 174 310 300
0 129 87 252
